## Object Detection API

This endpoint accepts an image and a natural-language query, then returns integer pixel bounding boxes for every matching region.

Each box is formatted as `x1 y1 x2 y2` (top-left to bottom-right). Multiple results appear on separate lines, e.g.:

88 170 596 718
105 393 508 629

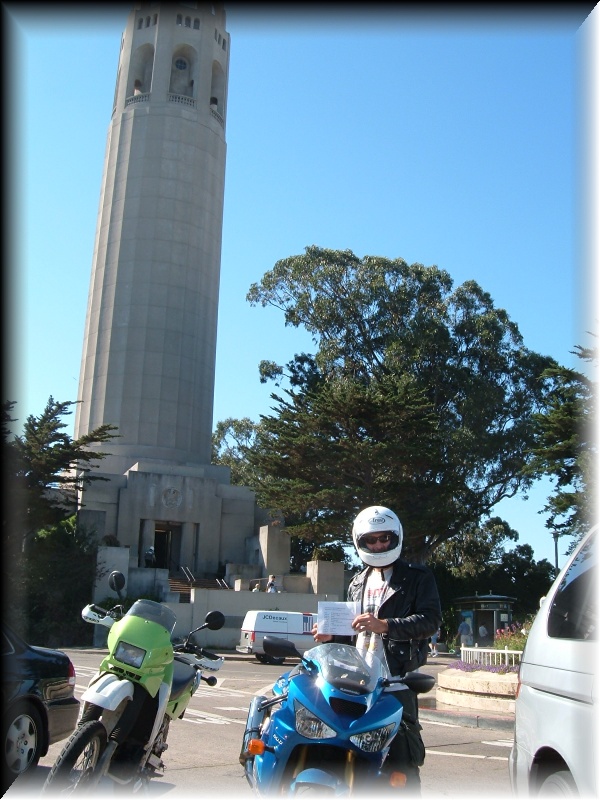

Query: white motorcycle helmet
352 506 403 568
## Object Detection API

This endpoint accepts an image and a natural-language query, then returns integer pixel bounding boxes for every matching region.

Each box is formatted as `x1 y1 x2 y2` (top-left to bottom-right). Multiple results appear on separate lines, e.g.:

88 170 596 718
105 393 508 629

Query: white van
509 526 597 796
236 610 316 664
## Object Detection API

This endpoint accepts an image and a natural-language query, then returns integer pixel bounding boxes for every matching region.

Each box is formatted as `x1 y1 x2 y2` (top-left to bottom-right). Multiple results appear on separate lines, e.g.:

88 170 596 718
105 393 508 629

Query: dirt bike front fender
82 673 135 711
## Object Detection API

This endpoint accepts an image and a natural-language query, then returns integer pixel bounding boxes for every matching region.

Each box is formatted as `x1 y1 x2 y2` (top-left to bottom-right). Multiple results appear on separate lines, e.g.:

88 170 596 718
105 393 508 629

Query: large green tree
247 374 441 559
239 246 556 562
3 397 117 557
212 417 262 488
429 518 555 622
429 517 519 579
526 344 596 547
3 398 117 643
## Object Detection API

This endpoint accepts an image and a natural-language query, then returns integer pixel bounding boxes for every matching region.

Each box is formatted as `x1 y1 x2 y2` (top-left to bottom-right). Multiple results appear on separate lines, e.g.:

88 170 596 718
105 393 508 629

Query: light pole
552 531 559 573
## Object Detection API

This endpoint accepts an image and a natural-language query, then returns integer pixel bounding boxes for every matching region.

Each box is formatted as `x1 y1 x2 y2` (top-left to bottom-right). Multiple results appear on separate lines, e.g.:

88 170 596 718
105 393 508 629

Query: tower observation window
175 59 187 71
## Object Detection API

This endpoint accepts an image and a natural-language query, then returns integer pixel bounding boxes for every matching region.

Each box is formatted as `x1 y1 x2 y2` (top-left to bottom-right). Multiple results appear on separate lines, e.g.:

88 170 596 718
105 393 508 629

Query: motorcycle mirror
205 610 225 631
263 636 300 659
108 571 126 599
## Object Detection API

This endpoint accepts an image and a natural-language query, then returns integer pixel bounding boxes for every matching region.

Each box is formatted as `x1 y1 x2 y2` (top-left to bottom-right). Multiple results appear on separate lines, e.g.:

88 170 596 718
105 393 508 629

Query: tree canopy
3 397 118 644
526 343 596 545
235 246 557 562
3 397 117 556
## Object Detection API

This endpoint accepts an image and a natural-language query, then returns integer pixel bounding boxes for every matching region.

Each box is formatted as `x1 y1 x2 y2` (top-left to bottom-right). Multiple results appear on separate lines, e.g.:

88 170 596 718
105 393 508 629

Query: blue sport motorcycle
240 636 434 795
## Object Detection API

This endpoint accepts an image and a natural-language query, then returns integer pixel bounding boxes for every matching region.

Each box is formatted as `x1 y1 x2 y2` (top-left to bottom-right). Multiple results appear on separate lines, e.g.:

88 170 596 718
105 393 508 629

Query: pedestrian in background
457 618 472 646
429 627 440 657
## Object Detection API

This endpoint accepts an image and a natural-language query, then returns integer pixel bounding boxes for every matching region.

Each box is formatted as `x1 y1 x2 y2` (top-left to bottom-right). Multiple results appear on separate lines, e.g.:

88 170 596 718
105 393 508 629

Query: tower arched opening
210 60 226 117
127 43 155 98
169 45 198 99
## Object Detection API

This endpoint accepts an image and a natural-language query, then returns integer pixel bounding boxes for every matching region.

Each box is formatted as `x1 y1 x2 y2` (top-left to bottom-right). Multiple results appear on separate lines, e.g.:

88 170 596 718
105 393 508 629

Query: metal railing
181 565 195 585
460 645 523 667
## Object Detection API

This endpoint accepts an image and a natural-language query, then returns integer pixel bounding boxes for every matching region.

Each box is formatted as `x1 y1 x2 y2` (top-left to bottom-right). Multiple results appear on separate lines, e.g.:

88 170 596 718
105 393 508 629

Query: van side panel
236 611 315 655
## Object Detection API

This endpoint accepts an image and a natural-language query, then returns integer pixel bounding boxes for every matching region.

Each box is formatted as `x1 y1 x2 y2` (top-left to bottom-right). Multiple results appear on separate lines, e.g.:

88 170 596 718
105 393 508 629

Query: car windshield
125 599 177 634
302 642 389 694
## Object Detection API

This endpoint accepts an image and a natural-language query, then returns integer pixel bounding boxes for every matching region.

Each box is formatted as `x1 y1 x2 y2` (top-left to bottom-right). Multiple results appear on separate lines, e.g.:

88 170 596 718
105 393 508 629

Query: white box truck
236 610 316 664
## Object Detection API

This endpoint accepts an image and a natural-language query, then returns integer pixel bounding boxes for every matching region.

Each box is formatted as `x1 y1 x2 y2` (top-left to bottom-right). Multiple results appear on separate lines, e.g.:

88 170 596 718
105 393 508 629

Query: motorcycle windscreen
302 643 387 694
126 599 177 634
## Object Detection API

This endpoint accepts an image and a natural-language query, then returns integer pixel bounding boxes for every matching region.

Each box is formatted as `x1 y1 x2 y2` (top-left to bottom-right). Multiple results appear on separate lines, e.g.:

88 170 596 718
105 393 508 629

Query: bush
5 517 99 647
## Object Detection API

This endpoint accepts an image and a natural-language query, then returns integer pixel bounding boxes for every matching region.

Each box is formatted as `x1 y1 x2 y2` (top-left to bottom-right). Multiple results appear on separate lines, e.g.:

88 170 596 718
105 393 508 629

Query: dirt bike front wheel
42 720 108 794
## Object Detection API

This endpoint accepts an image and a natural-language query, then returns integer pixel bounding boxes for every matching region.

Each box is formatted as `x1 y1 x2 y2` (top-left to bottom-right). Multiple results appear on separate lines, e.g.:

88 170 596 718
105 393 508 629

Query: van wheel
538 770 577 796
255 654 268 664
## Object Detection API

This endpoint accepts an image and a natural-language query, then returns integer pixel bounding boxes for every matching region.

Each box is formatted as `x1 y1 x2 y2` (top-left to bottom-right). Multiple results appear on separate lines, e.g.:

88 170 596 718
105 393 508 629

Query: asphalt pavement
66 646 514 732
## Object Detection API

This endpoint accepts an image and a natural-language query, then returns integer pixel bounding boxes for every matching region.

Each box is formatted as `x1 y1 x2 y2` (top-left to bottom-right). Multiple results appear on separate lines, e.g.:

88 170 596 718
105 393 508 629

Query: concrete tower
73 4 276 582
75 2 229 474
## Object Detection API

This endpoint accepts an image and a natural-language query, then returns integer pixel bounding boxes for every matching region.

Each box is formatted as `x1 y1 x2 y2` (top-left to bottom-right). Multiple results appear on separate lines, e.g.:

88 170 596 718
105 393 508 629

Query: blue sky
5 4 597 570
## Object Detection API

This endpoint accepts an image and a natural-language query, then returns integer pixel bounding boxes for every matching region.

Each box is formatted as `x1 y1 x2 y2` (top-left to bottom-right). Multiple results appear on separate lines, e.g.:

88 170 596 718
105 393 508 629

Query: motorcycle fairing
250 675 403 793
144 681 172 756
82 672 135 710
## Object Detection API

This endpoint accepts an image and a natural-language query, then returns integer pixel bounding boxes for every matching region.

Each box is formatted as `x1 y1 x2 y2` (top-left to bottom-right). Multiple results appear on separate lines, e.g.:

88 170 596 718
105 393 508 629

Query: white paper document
317 600 361 636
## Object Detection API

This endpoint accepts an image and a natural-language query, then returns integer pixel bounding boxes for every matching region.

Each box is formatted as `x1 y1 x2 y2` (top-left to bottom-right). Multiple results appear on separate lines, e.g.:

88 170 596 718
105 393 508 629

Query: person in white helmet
312 505 441 794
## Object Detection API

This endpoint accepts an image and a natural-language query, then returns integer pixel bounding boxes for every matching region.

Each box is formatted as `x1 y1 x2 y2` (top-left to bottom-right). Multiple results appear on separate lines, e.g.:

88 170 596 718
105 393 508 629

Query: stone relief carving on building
162 487 182 508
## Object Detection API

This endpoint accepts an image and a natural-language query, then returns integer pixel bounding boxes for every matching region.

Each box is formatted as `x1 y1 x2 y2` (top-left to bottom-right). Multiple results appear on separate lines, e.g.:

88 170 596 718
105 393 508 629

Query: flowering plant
493 616 535 651
449 660 519 675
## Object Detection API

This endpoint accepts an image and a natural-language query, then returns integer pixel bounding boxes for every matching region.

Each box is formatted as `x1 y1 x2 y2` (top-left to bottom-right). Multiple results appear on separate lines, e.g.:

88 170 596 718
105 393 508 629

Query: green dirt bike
42 570 225 794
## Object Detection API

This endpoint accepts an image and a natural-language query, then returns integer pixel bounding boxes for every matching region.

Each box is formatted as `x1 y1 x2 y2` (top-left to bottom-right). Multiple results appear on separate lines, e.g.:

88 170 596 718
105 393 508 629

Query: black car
2 624 80 788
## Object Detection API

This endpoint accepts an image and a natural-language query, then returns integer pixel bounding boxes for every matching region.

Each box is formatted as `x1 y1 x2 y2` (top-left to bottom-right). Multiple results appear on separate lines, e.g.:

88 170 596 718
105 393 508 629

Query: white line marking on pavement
425 750 508 761
482 740 514 748
421 719 461 728
184 709 246 725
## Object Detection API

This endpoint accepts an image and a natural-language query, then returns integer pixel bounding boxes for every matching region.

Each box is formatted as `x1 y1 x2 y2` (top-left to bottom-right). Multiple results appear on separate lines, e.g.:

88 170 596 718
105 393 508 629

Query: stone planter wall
436 667 518 714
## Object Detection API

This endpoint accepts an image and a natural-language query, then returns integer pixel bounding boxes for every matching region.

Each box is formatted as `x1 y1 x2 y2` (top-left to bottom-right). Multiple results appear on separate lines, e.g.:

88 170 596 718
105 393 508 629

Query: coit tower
75 2 229 474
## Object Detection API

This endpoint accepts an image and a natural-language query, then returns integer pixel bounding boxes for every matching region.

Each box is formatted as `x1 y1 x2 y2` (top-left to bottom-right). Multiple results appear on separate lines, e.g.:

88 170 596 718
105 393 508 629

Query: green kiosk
453 592 516 646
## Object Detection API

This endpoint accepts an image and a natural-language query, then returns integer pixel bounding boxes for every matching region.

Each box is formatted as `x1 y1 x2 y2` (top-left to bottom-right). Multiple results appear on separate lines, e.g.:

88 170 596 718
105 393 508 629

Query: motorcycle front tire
42 720 108 794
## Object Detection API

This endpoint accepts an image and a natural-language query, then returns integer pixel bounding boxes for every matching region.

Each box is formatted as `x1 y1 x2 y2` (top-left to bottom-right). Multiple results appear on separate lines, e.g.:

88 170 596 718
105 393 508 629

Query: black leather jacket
345 559 442 677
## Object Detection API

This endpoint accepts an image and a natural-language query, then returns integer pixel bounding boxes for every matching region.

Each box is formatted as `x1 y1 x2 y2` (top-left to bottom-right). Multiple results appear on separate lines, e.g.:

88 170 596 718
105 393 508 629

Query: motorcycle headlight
115 640 146 669
294 700 337 740
350 723 396 753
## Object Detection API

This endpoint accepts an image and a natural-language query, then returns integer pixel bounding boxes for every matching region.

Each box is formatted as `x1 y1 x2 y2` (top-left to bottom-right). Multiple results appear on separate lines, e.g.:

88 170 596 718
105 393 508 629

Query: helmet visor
357 531 399 553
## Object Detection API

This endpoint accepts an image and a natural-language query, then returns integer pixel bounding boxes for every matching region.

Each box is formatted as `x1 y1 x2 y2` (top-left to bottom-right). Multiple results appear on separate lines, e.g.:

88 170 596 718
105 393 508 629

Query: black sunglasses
361 532 394 546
